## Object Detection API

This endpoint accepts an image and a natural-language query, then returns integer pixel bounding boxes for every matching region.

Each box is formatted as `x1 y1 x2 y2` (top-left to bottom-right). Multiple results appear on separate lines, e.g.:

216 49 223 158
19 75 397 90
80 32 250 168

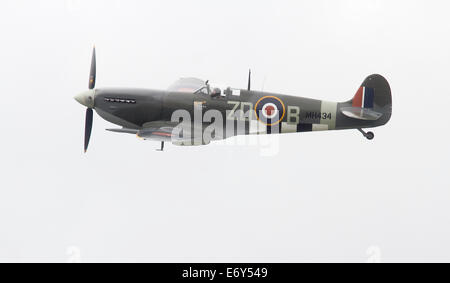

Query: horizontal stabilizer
340 107 382 121
106 128 139 134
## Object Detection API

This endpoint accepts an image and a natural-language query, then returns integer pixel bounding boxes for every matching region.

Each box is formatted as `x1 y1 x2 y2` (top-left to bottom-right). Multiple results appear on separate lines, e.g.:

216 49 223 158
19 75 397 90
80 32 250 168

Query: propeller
84 108 93 152
89 47 96 89
75 47 97 153
247 69 251 91
85 47 96 152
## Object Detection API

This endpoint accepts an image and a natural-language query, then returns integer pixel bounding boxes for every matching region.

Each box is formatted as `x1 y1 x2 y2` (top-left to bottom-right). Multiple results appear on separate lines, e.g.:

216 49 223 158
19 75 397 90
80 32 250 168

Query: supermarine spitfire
75 48 392 152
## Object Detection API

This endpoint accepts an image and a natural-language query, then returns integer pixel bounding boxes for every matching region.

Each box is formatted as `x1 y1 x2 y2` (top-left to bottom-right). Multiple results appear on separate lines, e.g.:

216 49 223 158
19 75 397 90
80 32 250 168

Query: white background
0 0 449 263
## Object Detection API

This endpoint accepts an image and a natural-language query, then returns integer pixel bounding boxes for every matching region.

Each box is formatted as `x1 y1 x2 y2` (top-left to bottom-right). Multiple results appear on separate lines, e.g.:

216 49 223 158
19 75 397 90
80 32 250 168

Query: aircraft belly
280 122 297 133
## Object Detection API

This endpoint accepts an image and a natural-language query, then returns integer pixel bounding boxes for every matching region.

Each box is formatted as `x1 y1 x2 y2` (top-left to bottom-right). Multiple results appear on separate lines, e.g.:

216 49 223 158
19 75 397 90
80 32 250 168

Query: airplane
74 48 392 152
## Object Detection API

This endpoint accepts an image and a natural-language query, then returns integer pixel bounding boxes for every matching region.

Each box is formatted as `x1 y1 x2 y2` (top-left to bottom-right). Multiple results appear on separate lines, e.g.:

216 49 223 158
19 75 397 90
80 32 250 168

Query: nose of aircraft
74 90 95 108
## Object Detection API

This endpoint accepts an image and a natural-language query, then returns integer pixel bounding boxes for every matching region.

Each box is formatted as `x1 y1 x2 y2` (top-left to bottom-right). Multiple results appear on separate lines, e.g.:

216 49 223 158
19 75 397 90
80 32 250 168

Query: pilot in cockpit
195 81 224 98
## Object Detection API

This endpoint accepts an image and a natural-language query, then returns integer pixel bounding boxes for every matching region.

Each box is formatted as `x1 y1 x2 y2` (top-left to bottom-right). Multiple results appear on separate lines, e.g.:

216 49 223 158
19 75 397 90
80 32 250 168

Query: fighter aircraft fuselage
91 80 391 133
74 48 392 152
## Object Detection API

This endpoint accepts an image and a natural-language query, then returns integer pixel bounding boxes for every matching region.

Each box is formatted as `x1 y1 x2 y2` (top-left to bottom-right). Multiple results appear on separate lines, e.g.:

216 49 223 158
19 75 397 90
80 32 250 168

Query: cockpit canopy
167 78 205 93
168 77 237 98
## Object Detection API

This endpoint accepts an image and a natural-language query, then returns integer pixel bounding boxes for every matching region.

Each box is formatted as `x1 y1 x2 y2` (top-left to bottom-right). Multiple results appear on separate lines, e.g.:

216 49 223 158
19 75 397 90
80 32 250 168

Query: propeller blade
89 47 96 89
84 108 93 153
247 69 251 91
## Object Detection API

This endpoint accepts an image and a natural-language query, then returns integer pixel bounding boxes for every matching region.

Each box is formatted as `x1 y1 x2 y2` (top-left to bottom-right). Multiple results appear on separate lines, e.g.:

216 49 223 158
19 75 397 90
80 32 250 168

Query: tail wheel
366 132 374 140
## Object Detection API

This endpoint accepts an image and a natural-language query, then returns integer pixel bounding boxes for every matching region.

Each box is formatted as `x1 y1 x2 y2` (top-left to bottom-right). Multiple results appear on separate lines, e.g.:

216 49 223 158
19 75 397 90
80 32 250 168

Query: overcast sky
0 0 449 262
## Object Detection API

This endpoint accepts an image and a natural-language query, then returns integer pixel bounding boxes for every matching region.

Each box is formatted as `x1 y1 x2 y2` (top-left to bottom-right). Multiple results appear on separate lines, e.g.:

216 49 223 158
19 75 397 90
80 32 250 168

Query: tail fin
341 74 392 124
351 74 392 110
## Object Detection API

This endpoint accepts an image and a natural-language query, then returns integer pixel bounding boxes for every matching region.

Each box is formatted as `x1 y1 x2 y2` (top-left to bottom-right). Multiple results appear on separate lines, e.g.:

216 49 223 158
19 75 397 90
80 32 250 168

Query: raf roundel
254 96 286 126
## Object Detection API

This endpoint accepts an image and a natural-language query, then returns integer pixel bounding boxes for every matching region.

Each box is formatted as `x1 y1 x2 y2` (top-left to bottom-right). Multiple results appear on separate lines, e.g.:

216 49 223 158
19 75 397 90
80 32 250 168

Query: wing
136 121 180 142
106 121 177 141
106 128 139 134
107 121 215 146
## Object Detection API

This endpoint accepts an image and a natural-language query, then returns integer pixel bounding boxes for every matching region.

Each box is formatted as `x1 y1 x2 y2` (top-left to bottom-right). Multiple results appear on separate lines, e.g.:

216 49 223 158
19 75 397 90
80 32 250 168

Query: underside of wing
106 122 177 142
135 121 180 142
108 121 218 146
106 128 139 134
340 107 383 121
